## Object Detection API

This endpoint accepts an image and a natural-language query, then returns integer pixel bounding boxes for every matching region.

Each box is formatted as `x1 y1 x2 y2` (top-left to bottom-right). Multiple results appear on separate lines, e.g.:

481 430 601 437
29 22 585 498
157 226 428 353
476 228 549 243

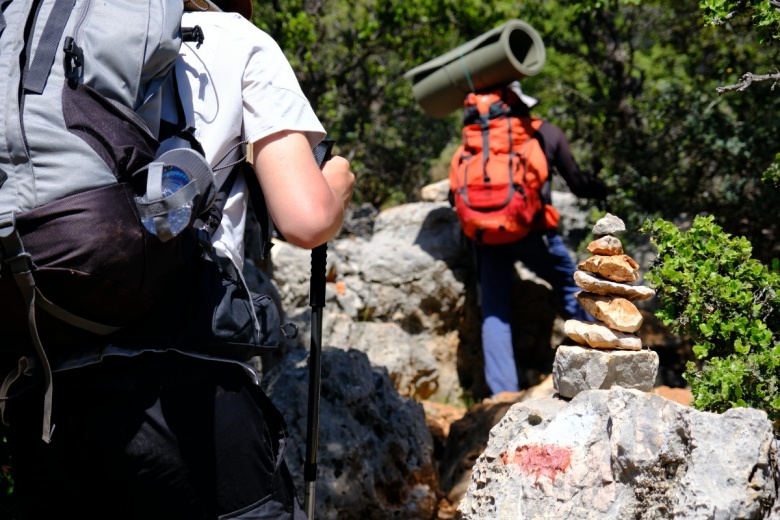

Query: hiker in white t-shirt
172 7 352 268
3 1 353 518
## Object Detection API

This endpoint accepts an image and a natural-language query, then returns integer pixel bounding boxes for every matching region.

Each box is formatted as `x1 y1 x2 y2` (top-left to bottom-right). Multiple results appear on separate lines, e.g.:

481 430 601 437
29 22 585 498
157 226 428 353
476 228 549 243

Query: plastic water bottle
141 167 192 238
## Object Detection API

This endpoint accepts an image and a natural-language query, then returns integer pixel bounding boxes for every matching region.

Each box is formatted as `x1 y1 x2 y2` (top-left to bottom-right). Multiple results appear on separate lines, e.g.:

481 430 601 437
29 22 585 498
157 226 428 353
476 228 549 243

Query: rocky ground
249 188 722 518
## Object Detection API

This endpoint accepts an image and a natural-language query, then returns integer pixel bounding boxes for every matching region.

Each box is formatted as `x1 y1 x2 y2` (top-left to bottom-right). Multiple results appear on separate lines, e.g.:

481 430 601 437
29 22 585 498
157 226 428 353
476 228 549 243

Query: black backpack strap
159 70 206 155
193 161 241 247
202 139 335 259
192 153 273 259
159 26 205 147
243 163 274 259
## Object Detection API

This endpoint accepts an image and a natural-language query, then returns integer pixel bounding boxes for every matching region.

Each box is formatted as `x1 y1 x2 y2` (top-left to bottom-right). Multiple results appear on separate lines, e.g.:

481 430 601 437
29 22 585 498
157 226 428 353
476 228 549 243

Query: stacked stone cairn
552 213 660 399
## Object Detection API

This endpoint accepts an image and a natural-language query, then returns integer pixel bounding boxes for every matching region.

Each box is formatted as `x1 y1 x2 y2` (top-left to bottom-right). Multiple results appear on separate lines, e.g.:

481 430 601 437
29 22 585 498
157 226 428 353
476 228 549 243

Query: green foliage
764 154 780 186
247 0 780 261
697 1 780 208
701 0 780 43
538 0 780 261
642 216 780 429
253 0 516 207
379 189 408 210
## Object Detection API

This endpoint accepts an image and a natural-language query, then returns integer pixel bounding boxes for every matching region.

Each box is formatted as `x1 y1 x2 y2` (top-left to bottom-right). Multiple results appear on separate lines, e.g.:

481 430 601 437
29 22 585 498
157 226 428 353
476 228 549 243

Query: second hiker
450 81 606 395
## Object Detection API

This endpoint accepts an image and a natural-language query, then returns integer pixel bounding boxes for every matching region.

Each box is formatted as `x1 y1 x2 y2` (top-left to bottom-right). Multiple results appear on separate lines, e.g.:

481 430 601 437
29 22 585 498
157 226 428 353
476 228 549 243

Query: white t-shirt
172 11 326 268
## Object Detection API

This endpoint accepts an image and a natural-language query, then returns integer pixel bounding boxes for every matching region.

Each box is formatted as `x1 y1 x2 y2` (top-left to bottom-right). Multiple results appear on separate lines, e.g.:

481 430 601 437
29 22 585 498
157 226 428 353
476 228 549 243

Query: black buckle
63 37 83 81
196 227 214 251
182 25 204 48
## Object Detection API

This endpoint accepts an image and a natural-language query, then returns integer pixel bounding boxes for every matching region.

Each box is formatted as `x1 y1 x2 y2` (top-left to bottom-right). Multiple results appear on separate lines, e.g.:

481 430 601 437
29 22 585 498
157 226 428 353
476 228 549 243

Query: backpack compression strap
23 0 77 94
0 212 54 443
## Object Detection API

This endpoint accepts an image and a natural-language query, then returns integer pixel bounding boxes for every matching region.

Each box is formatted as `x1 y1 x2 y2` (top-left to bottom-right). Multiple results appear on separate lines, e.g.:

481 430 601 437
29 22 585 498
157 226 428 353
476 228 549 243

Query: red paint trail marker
500 444 572 485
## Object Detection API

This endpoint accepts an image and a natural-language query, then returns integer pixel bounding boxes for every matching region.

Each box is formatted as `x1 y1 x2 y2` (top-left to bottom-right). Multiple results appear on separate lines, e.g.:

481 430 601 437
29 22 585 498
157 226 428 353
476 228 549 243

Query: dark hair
509 102 531 118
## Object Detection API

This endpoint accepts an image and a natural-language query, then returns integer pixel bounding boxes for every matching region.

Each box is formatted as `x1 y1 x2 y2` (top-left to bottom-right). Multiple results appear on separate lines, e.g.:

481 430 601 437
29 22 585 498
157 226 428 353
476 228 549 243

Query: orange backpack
449 90 552 244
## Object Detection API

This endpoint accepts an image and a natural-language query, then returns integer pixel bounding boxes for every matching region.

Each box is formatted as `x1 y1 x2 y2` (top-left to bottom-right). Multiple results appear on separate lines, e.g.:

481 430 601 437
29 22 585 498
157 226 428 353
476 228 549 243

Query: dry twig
716 70 780 93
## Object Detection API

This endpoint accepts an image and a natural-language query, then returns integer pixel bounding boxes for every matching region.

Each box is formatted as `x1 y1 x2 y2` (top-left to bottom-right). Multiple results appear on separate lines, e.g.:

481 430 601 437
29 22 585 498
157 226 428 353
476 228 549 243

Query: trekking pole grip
309 245 327 308
308 137 334 310
304 137 335 518
309 137 334 308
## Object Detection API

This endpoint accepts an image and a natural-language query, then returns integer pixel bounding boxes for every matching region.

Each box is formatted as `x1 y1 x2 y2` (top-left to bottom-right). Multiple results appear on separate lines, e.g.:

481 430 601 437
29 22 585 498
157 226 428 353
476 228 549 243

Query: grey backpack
0 0 281 442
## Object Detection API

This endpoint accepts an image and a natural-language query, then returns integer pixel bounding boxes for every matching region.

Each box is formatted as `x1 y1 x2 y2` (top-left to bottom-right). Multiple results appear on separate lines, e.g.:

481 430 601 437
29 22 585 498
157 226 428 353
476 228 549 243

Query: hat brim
505 81 539 109
519 93 539 109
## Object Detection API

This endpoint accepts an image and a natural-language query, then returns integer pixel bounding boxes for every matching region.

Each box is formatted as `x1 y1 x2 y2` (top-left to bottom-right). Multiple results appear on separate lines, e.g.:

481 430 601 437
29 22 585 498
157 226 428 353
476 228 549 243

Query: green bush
641 216 780 430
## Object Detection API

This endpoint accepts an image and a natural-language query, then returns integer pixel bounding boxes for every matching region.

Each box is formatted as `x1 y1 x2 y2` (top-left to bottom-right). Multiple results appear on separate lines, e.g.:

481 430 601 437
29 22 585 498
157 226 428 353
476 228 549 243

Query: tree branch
709 0 750 24
716 71 780 93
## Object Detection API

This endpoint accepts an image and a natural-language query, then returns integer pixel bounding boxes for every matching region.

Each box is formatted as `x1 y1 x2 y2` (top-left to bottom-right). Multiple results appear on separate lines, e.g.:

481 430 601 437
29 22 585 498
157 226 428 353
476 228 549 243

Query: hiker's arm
252 130 354 249
538 124 606 200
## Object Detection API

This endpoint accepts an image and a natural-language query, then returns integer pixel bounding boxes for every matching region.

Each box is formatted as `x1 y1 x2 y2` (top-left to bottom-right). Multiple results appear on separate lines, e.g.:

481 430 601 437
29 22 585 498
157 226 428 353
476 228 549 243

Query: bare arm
252 130 354 249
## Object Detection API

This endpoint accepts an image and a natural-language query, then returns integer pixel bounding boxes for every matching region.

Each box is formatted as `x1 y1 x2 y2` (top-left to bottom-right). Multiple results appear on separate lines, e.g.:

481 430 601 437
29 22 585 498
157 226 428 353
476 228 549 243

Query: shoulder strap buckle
63 36 83 81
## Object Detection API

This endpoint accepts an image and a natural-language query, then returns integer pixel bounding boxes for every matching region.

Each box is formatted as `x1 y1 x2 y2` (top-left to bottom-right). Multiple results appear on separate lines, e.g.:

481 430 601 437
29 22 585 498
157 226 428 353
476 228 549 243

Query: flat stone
578 254 640 283
573 270 655 301
563 319 642 350
552 345 659 398
592 213 626 236
575 292 643 333
587 235 623 256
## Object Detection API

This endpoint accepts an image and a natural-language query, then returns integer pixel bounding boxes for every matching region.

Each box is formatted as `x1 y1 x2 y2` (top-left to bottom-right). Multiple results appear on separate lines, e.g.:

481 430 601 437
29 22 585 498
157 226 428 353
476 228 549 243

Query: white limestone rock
459 387 778 520
552 344 658 397
592 213 626 236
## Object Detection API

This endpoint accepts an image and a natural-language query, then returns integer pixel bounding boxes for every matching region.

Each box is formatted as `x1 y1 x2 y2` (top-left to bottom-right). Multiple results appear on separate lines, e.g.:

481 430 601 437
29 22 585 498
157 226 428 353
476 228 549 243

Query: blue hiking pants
477 230 592 394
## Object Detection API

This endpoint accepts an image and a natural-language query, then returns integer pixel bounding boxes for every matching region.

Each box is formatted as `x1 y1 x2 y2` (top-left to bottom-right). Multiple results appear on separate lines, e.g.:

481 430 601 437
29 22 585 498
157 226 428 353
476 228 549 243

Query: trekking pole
304 138 335 518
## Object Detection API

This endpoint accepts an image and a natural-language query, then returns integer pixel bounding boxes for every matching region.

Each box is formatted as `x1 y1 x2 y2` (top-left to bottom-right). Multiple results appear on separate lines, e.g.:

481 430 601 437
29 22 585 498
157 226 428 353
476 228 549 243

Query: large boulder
270 202 471 402
439 378 558 506
266 194 620 401
262 347 438 520
460 387 778 519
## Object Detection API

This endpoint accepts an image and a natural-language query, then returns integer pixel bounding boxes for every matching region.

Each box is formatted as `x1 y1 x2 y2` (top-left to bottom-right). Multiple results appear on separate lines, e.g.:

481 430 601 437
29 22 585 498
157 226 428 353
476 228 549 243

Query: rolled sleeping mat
404 20 545 119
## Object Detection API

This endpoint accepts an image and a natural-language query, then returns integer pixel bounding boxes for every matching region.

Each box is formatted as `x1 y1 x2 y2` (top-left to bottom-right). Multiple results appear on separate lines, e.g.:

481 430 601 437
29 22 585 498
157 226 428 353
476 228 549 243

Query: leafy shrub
641 216 780 429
